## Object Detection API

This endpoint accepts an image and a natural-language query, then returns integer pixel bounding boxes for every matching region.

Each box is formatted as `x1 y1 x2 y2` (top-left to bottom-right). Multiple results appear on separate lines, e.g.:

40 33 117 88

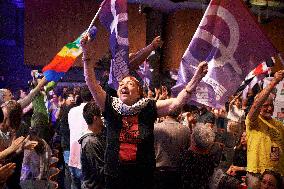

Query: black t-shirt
232 148 247 180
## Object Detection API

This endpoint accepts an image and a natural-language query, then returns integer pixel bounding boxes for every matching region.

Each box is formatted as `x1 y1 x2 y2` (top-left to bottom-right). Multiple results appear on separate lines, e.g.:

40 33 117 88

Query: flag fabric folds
171 0 277 108
42 26 97 82
239 59 274 99
99 0 129 89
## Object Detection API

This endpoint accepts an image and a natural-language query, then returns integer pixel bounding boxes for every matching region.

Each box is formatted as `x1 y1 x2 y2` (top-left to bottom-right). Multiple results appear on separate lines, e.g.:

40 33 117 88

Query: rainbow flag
43 26 97 82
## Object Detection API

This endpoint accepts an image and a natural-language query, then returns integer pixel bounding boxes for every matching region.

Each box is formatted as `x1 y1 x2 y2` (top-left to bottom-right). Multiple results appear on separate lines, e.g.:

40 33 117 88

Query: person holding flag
246 70 284 188
81 33 207 189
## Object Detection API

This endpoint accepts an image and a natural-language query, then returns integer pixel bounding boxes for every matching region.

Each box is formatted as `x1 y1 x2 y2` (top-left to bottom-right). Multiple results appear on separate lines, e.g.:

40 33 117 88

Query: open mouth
121 88 129 95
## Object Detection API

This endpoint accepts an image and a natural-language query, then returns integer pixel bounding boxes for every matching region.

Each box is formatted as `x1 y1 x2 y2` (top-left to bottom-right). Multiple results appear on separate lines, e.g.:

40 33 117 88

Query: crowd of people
0 34 284 189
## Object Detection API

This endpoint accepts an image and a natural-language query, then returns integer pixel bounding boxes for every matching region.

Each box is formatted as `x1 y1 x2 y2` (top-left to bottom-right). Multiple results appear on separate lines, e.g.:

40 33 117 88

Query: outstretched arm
156 61 208 117
247 70 284 122
81 34 106 112
129 36 162 71
17 77 47 109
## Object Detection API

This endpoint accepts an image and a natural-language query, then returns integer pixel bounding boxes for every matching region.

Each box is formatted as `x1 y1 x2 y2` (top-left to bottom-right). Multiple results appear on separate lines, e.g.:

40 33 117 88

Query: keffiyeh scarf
111 97 151 116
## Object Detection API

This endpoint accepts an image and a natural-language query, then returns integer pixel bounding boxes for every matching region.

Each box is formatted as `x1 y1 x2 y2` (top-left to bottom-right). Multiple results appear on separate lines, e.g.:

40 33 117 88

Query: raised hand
151 36 163 50
194 61 208 79
22 136 38 151
159 86 169 100
9 136 25 153
154 87 161 100
80 33 93 57
273 70 284 84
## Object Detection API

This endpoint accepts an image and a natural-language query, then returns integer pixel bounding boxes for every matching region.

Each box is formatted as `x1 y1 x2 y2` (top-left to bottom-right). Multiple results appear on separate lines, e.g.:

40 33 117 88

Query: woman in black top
81 34 208 189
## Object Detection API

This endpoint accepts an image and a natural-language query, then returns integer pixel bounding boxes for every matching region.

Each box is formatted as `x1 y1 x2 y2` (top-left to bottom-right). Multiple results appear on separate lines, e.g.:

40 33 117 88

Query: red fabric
239 185 248 189
42 55 75 73
119 115 141 162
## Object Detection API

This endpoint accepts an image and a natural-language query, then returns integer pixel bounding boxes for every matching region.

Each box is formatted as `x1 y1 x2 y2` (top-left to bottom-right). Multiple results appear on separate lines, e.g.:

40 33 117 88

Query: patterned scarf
111 97 151 116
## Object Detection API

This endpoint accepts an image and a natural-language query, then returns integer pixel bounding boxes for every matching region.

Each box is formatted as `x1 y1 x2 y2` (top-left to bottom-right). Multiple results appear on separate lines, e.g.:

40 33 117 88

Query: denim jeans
63 151 70 164
64 151 82 189
69 166 82 189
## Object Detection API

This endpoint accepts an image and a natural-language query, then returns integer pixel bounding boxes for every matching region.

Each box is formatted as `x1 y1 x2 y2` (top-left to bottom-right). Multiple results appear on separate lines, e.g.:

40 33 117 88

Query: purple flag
99 0 129 89
172 0 277 108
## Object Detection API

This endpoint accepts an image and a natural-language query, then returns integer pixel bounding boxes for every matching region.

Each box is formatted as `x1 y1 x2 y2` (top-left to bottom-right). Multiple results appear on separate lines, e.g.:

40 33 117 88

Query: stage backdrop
25 1 284 71
24 0 146 67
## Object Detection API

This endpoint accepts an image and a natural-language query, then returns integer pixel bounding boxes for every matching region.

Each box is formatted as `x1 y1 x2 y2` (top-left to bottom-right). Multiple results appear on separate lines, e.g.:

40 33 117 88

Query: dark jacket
180 143 223 189
78 131 106 189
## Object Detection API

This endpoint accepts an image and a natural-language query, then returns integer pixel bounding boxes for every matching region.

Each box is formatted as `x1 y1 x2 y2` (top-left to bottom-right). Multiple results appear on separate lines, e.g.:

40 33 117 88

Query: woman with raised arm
81 34 208 189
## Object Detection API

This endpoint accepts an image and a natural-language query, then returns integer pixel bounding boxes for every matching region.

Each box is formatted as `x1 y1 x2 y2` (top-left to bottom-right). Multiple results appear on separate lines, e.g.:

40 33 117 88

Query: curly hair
1 100 22 130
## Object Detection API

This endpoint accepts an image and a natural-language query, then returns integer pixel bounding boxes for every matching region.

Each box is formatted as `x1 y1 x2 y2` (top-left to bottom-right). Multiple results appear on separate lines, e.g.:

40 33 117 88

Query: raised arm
129 36 162 71
229 92 241 109
17 77 47 109
81 34 106 112
247 70 284 122
156 61 208 117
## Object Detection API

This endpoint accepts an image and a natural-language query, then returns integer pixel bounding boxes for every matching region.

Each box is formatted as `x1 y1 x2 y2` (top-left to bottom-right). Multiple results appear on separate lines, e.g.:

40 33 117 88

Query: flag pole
41 1 106 83
86 0 107 34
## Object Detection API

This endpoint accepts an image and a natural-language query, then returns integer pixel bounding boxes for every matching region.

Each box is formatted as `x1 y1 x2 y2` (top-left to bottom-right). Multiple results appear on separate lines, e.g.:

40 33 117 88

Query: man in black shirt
79 102 106 189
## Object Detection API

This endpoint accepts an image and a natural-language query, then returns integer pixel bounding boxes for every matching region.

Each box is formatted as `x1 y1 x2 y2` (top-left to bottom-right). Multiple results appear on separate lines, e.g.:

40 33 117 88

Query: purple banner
99 0 129 89
172 0 277 108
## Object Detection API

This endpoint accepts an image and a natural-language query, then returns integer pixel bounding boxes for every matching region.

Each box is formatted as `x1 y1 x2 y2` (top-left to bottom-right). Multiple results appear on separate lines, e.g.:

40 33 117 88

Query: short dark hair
80 86 93 102
83 102 101 125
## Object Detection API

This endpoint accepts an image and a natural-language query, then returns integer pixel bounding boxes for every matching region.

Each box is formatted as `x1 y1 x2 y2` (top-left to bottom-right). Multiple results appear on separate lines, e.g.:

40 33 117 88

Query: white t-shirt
68 103 88 169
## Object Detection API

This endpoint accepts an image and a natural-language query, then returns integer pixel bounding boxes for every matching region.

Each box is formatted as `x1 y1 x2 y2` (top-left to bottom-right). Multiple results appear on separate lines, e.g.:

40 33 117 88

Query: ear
93 115 97 121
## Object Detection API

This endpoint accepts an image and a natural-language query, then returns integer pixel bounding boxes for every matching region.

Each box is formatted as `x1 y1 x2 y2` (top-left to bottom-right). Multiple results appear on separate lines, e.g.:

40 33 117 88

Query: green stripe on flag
65 42 79 49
